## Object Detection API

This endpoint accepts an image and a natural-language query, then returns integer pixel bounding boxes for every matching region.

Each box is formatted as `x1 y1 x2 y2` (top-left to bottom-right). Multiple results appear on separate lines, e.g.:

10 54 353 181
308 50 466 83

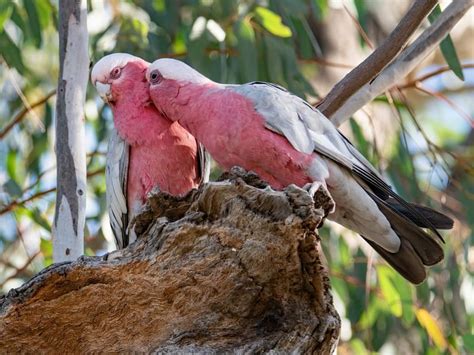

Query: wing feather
106 128 130 249
228 82 443 241
197 142 211 184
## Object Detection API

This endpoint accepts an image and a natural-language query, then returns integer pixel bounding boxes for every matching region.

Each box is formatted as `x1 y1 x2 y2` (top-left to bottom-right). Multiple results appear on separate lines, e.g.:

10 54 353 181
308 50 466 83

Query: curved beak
95 81 112 103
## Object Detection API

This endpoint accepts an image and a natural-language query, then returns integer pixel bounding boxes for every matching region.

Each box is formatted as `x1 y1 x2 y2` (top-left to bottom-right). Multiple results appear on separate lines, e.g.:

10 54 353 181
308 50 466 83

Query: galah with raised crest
146 58 453 284
91 54 209 249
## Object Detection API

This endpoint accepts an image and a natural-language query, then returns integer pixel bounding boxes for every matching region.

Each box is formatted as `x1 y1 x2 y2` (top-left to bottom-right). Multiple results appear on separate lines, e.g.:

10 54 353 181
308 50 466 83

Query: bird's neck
159 82 224 142
112 99 172 146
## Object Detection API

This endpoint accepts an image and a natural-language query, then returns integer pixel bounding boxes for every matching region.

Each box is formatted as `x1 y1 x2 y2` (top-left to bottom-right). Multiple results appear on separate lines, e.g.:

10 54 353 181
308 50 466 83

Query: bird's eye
110 67 121 79
149 70 162 84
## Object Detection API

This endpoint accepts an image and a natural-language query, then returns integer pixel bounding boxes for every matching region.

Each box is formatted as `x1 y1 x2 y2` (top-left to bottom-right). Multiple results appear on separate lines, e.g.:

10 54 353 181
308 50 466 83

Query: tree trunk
53 0 89 262
0 168 340 353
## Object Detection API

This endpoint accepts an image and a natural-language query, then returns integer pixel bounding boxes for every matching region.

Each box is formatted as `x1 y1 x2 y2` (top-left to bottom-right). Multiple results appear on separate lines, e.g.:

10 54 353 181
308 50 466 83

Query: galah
91 54 209 249
146 58 453 284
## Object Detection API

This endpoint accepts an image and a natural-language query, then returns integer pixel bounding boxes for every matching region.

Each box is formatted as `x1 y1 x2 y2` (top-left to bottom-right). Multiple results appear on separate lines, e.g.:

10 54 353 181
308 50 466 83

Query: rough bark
53 0 88 261
0 168 339 353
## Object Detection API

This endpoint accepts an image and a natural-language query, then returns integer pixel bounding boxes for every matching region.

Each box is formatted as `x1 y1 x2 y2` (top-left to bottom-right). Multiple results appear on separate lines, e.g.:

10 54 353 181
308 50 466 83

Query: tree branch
317 0 438 118
0 90 56 140
398 63 474 89
0 170 340 353
330 0 474 126
0 169 104 216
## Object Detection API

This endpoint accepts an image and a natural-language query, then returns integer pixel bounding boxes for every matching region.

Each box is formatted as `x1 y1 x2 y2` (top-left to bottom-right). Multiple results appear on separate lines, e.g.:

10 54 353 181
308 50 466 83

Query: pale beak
95 82 112 103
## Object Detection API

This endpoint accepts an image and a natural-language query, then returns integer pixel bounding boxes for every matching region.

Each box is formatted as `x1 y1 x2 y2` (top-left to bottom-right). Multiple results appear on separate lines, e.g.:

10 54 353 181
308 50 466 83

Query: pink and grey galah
146 58 453 284
91 54 209 249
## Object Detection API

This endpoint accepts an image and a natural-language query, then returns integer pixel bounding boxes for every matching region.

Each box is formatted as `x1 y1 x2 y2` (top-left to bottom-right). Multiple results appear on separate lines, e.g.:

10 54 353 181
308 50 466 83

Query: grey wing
229 82 443 239
228 82 356 168
106 128 130 249
197 141 211 184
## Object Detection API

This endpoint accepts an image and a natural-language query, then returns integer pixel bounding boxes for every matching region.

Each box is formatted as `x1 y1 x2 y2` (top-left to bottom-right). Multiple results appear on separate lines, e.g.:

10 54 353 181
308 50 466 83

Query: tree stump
0 168 340 353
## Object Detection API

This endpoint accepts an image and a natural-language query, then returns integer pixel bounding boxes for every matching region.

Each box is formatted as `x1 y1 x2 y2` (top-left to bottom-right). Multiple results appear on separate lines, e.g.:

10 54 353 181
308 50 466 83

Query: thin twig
0 251 40 289
317 0 438 118
343 5 374 49
0 90 56 140
297 57 354 69
330 0 474 125
398 63 474 89
414 84 474 127
0 168 104 216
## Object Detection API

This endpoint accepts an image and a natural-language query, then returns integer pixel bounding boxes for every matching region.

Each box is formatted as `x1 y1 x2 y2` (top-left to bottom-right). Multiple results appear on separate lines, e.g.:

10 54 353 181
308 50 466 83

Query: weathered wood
0 169 340 353
53 0 88 261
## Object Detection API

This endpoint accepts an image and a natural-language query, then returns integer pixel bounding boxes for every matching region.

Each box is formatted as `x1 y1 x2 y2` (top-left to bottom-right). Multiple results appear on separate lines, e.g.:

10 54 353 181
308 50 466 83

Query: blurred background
0 0 472 353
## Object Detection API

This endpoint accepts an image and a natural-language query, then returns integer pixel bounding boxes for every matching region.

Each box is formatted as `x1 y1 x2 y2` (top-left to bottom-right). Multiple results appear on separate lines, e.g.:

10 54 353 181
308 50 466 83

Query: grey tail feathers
387 198 453 230
364 192 445 284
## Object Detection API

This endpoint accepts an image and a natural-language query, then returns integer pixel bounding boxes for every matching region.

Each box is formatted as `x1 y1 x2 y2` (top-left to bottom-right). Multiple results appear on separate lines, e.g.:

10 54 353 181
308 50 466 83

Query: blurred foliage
0 0 473 353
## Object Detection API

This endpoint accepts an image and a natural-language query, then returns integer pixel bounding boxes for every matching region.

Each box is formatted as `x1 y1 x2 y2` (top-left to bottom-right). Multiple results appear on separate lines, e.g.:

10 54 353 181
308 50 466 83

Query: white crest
147 58 213 85
91 53 147 84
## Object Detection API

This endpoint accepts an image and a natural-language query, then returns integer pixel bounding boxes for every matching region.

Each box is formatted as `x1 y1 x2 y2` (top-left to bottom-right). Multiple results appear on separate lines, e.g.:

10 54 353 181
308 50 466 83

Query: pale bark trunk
53 0 89 262
0 169 340 353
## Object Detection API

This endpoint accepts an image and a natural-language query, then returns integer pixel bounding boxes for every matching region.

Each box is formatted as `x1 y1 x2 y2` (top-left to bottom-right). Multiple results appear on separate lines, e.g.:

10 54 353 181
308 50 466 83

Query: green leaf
0 1 13 31
34 0 51 30
311 0 328 20
4 179 22 198
16 206 51 232
428 5 464 81
463 334 474 352
349 118 370 158
416 308 448 350
391 272 415 326
24 0 42 48
0 30 26 72
377 265 402 317
263 34 286 85
255 7 292 38
234 18 258 82
40 237 53 266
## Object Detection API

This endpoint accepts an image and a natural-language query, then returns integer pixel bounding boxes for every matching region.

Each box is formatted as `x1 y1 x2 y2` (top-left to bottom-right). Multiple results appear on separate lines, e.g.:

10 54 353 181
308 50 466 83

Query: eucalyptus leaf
428 5 465 81
255 7 292 38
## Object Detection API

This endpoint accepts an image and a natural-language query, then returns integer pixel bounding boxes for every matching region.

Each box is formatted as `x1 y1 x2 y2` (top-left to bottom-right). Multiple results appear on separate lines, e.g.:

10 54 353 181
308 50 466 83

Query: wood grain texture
0 168 339 353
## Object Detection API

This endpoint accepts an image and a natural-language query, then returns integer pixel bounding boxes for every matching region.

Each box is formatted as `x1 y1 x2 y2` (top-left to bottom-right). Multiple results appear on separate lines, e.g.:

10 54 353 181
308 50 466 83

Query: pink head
91 53 150 108
146 59 217 121
92 53 174 144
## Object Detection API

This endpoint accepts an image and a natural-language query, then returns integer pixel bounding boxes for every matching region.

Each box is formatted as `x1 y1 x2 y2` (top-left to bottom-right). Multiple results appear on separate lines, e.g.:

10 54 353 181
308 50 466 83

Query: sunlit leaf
17 206 51 232
311 0 328 20
377 266 402 317
40 237 53 266
391 273 415 326
255 7 292 38
34 0 51 30
428 5 464 81
0 1 13 30
349 338 369 355
415 308 448 350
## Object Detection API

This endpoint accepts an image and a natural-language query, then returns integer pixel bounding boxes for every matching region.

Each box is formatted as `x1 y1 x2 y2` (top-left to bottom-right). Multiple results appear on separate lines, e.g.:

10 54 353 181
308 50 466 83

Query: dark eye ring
110 67 121 79
150 70 162 84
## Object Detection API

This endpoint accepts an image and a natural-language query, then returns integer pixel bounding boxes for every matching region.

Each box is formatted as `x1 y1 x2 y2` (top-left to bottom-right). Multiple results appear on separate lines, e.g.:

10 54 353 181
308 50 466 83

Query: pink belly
126 128 200 209
206 122 315 190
